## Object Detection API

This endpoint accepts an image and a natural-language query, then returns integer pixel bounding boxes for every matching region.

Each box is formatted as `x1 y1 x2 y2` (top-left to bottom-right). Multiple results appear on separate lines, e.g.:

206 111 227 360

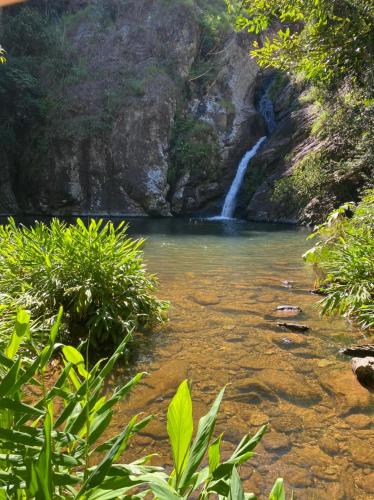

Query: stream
106 217 374 499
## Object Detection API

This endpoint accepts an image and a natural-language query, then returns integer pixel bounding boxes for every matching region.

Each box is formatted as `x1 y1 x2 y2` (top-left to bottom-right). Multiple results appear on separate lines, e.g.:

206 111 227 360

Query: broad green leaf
229 466 245 500
63 346 89 379
179 387 225 491
5 309 30 360
269 478 286 500
208 434 222 474
167 380 193 478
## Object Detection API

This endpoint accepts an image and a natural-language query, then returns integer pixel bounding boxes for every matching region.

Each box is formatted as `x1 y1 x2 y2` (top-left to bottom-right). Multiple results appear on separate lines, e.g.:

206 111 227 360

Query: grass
0 311 287 498
0 218 168 349
304 189 374 330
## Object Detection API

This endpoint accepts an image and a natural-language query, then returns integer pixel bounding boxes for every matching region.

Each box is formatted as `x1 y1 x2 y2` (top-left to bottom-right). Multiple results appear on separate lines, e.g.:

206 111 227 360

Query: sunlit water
108 218 374 499
13 216 373 498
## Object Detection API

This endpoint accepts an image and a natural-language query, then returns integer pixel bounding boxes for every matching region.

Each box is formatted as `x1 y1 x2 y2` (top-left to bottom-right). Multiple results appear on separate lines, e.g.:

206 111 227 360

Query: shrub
0 312 287 498
303 189 374 329
0 218 168 348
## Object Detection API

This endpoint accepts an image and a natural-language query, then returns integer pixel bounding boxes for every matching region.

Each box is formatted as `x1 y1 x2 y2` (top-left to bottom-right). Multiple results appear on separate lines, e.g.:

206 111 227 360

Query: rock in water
275 305 302 313
351 357 374 393
277 322 309 332
340 344 374 358
281 280 294 288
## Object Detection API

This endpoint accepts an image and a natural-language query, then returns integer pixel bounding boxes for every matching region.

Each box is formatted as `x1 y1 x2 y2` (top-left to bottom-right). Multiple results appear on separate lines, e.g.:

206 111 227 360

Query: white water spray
220 136 266 219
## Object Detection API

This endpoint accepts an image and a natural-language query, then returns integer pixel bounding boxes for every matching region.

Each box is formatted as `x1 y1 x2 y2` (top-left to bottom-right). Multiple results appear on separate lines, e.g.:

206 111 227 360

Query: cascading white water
214 90 275 220
220 137 267 218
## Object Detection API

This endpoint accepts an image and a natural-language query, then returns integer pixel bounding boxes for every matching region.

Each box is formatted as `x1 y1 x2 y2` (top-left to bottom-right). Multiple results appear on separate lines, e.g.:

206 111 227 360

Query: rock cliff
0 0 267 217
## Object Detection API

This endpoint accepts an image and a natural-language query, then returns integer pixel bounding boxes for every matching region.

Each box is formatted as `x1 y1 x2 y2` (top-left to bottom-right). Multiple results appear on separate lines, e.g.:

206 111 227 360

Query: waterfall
217 91 274 219
220 137 267 219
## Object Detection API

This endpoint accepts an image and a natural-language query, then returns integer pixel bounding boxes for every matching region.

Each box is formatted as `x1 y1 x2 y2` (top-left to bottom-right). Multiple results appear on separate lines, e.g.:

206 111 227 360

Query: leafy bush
0 218 168 348
0 312 287 499
303 189 374 329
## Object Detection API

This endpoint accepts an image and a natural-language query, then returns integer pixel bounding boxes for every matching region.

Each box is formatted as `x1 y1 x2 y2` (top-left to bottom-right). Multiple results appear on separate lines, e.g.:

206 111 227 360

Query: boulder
351 357 374 393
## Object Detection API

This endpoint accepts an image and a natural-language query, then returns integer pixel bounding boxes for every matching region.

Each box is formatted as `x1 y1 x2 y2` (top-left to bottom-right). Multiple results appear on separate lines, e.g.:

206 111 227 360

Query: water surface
108 219 374 498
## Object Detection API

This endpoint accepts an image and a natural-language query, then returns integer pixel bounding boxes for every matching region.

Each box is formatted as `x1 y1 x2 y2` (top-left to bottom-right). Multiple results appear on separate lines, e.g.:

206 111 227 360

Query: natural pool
105 217 374 499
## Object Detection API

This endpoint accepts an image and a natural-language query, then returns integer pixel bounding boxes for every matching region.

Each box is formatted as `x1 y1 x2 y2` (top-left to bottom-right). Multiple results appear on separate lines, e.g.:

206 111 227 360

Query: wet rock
277 322 309 332
281 280 294 289
319 368 371 414
311 465 339 482
275 305 302 312
234 379 278 403
273 305 302 319
271 414 303 434
257 369 323 405
340 344 374 358
272 335 308 350
287 466 312 488
346 414 372 430
356 474 374 494
189 293 221 306
319 435 340 456
263 432 291 453
349 437 374 467
351 357 374 392
249 411 269 427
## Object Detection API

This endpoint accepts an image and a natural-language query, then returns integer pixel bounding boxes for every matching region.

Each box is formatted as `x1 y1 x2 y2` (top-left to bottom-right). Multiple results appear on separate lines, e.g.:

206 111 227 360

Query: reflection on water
111 218 374 499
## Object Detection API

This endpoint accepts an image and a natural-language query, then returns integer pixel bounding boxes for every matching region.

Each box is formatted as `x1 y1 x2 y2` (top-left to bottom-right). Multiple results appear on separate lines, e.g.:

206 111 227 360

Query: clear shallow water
9 216 373 497
109 218 374 499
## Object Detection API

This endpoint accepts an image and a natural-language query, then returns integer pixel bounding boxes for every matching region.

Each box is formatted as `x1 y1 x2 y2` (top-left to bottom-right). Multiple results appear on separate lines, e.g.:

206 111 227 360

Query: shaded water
108 219 373 498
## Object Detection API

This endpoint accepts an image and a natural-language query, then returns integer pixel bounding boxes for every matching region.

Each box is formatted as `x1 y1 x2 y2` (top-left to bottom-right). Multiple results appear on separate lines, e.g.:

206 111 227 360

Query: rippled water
109 218 374 499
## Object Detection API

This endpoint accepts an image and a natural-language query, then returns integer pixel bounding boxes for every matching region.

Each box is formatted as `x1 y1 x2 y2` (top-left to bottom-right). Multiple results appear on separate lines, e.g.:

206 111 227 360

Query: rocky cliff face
1 0 267 217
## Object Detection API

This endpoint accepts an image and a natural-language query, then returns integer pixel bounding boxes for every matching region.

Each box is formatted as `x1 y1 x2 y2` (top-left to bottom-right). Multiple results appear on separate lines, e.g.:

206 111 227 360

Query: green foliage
304 189 374 329
271 89 374 218
228 0 374 89
0 313 288 498
169 117 222 186
0 219 168 348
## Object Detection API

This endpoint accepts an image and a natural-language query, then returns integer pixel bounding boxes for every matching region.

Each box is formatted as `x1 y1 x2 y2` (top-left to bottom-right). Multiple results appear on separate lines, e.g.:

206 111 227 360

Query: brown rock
346 414 372 429
288 466 312 488
319 435 340 456
277 322 309 332
257 369 322 405
189 292 221 306
263 432 291 453
271 414 303 434
319 368 371 414
351 356 374 393
356 473 374 494
349 438 374 467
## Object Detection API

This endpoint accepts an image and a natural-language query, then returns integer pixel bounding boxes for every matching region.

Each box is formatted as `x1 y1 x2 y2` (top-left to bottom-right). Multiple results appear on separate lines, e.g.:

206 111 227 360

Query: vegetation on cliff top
0 218 168 349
